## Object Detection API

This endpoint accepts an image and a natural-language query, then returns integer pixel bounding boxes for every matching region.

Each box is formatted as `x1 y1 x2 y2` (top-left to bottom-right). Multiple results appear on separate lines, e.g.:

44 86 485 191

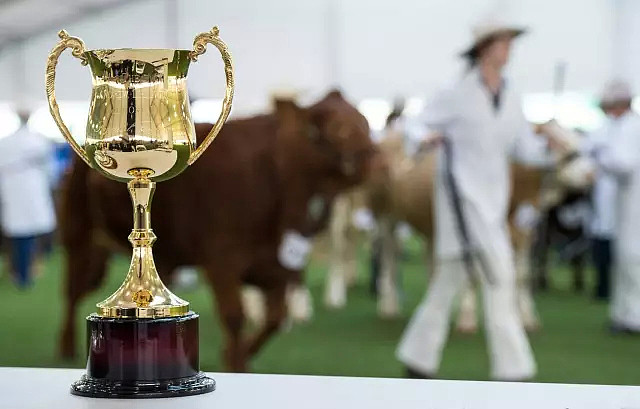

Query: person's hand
417 132 444 153
532 123 545 134
546 133 569 153
534 120 574 154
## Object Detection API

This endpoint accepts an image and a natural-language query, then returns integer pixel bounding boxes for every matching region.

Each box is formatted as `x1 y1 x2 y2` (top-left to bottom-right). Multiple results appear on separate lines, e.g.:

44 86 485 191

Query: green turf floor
0 239 638 385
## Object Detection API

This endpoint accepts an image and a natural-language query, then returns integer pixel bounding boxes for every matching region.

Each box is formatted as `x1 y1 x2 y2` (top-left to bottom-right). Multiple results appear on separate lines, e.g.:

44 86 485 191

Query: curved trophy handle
45 30 91 166
188 26 235 165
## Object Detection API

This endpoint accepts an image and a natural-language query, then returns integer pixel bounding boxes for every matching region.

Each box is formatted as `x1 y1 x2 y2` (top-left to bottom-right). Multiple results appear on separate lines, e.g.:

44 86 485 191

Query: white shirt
584 121 618 238
423 68 550 258
0 126 56 237
597 111 640 259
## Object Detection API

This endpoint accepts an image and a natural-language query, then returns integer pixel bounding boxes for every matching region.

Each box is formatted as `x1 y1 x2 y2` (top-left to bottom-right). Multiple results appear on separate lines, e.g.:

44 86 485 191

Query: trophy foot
70 372 215 398
72 313 212 398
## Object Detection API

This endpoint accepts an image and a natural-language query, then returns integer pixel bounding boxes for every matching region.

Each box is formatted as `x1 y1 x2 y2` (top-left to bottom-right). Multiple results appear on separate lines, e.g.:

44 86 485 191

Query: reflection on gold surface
46 39 196 182
83 48 194 182
46 27 234 318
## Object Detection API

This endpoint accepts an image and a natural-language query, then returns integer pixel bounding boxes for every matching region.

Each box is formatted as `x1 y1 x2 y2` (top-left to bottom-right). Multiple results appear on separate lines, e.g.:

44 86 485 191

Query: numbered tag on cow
278 230 312 270
352 207 377 232
514 203 540 231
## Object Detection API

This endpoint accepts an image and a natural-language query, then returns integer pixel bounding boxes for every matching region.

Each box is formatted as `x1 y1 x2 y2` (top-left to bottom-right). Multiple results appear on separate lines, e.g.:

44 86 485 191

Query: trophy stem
95 169 189 318
73 170 213 398
130 169 155 234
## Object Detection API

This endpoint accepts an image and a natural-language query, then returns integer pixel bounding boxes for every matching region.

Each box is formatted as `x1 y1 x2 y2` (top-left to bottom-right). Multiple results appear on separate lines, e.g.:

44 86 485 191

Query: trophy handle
188 26 235 165
45 30 91 166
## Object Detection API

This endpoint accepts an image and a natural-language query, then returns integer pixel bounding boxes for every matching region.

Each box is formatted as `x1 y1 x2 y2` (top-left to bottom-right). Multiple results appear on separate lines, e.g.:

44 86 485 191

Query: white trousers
396 256 536 380
611 255 640 330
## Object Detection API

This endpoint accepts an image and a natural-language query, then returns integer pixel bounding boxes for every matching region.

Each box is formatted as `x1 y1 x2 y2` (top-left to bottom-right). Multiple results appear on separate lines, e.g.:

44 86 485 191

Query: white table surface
1 367 640 409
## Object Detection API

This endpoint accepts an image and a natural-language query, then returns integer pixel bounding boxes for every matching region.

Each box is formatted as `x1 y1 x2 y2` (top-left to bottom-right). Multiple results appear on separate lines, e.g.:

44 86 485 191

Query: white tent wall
335 0 489 100
0 0 622 113
510 0 613 95
336 0 614 100
177 0 333 114
18 1 167 106
0 45 20 103
612 0 640 92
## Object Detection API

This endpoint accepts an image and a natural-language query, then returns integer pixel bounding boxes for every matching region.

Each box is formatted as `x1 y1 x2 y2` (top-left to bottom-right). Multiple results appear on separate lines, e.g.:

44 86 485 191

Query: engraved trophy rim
84 47 193 54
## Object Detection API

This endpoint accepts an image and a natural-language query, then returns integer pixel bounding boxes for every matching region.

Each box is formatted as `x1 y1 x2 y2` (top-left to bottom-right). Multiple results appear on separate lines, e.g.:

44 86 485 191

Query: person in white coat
0 110 56 289
396 17 556 381
593 81 640 333
583 83 628 301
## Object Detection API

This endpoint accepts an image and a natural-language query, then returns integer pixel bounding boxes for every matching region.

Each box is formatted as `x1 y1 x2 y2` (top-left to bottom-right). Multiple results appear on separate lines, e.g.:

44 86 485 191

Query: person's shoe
592 291 609 302
405 366 434 379
609 322 640 335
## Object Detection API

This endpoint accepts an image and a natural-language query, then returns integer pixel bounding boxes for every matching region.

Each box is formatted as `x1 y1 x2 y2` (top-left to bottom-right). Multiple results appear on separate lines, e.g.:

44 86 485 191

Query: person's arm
597 122 640 177
409 87 456 153
32 135 57 188
511 114 555 167
422 87 456 134
400 117 429 156
581 128 602 157
508 93 553 166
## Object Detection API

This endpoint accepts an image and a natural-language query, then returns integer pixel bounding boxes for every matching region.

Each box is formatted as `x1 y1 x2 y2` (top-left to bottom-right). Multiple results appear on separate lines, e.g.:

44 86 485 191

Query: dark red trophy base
70 312 215 398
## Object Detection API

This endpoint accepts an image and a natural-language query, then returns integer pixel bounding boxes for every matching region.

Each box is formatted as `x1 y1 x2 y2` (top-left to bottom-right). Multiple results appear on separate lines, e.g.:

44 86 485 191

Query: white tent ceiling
0 0 130 50
0 0 632 125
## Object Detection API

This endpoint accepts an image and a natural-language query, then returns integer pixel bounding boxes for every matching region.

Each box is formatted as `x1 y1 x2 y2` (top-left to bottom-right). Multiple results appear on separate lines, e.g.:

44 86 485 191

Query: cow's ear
327 89 343 99
274 98 304 130
274 98 301 119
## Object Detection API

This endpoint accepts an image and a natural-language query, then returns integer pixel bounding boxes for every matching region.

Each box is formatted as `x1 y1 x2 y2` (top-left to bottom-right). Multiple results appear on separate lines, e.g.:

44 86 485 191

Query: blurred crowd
0 110 71 289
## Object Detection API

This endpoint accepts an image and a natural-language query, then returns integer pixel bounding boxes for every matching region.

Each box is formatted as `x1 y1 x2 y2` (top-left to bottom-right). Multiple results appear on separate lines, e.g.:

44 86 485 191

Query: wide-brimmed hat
600 80 633 106
460 15 527 59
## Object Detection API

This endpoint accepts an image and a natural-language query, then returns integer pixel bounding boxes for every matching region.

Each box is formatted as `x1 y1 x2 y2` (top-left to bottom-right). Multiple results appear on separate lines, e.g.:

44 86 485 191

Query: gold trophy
46 27 233 398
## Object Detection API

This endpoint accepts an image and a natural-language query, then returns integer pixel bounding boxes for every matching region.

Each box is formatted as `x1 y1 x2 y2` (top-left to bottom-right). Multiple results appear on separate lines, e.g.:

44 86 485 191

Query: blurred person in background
0 110 56 289
396 14 558 381
593 81 640 333
583 82 628 301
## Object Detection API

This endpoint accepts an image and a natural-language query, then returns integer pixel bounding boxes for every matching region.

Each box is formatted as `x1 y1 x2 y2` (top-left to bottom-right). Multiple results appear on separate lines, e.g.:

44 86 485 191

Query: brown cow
322 121 593 327
59 91 377 372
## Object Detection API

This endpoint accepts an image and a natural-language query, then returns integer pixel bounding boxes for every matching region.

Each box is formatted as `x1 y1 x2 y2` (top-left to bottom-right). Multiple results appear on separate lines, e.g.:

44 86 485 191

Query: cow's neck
276 159 329 238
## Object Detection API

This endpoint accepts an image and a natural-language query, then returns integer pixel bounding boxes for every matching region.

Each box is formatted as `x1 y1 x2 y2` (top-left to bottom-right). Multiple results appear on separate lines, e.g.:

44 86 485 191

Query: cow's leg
571 254 586 293
246 283 287 358
532 222 550 291
455 283 478 334
60 285 80 359
344 232 359 288
377 217 401 318
287 282 313 323
60 243 110 359
370 235 382 295
515 240 541 332
208 272 246 372
324 195 351 309
242 286 266 328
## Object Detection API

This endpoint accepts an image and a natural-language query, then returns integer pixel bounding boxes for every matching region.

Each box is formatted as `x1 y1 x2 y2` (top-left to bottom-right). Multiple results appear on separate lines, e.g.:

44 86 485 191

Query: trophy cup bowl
45 27 233 398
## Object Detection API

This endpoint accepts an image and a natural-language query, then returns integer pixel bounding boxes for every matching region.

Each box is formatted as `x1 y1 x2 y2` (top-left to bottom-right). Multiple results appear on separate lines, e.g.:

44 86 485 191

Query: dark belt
441 137 495 285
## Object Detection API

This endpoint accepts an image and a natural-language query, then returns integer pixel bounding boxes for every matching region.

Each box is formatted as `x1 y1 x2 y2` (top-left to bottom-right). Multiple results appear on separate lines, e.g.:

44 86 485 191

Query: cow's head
534 120 596 208
540 120 596 191
274 90 382 194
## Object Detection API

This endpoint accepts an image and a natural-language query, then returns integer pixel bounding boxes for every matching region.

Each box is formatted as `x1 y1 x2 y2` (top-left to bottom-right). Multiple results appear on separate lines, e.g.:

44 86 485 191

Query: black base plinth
70 372 215 398
71 312 214 399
